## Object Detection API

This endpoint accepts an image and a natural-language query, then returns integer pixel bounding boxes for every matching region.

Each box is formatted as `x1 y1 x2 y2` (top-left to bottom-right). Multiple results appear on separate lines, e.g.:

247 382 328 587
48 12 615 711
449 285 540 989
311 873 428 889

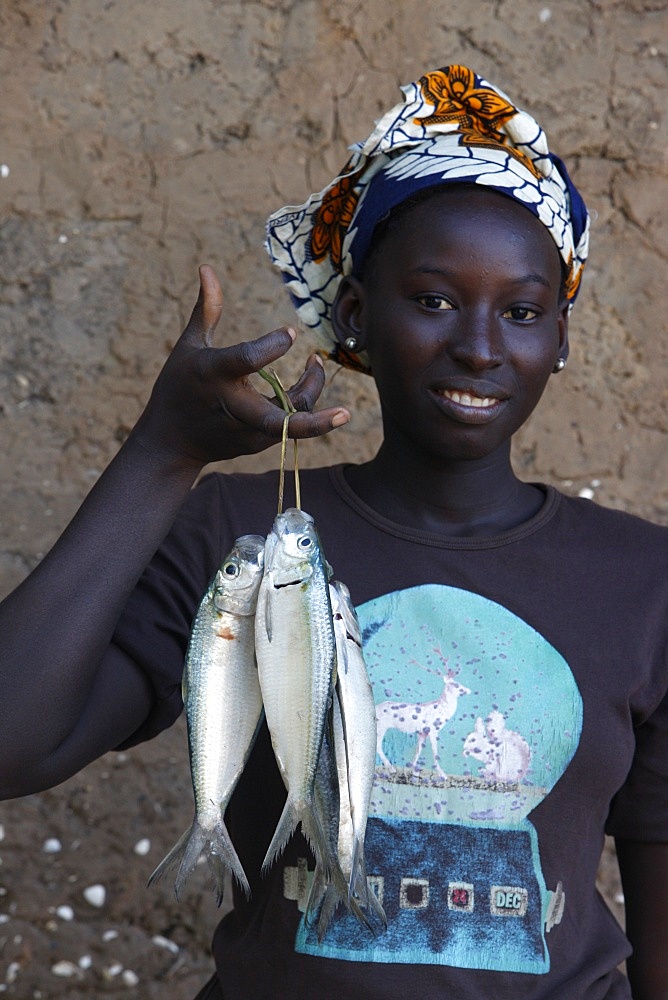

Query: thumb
198 264 224 336
180 265 224 349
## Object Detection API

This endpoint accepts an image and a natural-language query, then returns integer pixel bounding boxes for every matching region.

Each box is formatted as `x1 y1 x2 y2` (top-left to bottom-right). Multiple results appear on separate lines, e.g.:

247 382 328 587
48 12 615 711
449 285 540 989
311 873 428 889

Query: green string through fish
258 367 301 514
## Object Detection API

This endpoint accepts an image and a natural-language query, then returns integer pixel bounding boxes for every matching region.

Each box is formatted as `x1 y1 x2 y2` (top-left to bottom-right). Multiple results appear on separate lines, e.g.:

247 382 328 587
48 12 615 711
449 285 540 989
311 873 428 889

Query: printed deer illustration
375 650 470 778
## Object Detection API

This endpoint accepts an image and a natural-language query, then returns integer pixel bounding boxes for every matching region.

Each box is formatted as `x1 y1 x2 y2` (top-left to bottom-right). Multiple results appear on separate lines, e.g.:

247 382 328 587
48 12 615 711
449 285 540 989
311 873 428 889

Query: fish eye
222 561 239 577
297 535 312 549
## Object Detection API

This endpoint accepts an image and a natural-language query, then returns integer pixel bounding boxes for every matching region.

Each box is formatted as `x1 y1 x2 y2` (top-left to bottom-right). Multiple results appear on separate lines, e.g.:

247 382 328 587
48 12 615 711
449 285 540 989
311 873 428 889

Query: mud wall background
0 0 665 995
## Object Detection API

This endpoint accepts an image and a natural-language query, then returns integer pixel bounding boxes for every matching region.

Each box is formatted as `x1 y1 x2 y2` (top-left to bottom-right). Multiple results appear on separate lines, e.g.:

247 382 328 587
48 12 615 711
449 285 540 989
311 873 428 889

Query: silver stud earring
553 357 566 373
344 337 359 352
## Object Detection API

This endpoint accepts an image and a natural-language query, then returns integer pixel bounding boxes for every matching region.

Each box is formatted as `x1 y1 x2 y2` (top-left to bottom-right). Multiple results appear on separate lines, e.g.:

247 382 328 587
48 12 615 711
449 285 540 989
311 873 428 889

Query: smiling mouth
438 389 500 409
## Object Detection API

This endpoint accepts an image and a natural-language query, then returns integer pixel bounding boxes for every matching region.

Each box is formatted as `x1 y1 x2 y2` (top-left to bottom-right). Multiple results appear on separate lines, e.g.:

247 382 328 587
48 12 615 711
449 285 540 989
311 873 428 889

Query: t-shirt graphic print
292 584 583 973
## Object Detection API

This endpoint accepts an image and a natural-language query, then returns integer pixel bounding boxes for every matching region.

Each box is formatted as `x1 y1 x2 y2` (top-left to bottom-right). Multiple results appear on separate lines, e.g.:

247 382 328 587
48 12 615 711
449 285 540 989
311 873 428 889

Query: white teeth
442 389 498 408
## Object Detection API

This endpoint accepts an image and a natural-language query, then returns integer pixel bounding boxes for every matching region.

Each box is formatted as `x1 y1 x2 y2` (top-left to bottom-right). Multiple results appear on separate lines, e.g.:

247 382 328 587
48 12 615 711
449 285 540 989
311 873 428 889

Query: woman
0 66 665 998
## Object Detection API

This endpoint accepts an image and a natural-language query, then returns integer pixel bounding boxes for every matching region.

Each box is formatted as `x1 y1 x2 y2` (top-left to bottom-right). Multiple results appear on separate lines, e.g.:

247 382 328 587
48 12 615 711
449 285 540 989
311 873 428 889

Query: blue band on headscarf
348 148 589 281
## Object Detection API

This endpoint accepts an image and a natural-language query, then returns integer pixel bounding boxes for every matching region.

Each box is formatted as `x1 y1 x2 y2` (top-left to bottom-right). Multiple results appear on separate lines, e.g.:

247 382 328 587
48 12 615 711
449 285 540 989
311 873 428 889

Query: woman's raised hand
133 265 350 468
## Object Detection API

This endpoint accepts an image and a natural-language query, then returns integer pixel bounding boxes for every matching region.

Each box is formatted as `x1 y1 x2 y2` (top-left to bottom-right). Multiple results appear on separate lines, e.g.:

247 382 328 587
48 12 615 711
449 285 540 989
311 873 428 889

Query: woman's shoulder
555 489 667 540
551 490 668 581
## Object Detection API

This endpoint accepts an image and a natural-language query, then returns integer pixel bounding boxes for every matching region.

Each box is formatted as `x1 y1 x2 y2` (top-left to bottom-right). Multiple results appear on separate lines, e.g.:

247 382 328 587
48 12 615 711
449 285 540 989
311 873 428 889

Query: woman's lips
439 388 499 409
431 386 507 423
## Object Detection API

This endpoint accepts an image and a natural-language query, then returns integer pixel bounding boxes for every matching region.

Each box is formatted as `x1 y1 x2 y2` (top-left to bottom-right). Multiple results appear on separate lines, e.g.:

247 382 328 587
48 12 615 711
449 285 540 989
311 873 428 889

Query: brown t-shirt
113 466 668 999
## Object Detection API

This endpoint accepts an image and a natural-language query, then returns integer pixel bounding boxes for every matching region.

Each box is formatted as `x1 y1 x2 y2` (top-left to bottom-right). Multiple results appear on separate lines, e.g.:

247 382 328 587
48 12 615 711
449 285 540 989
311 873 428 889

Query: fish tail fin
313 874 376 943
147 825 192 893
303 840 384 943
311 866 379 942
350 894 377 936
262 794 336 878
367 884 388 929
306 855 370 943
350 846 387 931
300 802 333 875
205 852 228 908
208 815 251 902
262 798 300 873
173 820 210 899
348 833 364 906
148 816 249 905
316 884 341 942
304 858 328 929
311 858 359 941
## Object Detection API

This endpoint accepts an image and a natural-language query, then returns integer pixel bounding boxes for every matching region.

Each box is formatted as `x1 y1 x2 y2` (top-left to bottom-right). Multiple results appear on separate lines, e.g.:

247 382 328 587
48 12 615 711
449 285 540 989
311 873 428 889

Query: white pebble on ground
5 963 20 984
43 838 62 853
83 884 106 907
103 962 124 979
51 961 80 977
151 934 180 954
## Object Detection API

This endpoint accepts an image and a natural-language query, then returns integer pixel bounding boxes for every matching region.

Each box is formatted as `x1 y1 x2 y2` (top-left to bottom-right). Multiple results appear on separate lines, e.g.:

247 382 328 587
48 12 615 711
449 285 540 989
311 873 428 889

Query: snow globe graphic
297 584 582 973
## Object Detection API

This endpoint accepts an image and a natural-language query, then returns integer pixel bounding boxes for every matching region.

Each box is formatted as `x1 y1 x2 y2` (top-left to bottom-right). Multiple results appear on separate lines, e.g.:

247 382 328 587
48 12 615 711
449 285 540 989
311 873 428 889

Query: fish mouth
270 564 311 589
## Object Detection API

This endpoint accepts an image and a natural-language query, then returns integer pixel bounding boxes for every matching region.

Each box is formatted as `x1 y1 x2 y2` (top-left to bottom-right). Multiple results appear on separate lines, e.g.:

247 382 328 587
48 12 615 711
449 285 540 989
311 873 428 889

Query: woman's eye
504 306 539 321
416 294 454 311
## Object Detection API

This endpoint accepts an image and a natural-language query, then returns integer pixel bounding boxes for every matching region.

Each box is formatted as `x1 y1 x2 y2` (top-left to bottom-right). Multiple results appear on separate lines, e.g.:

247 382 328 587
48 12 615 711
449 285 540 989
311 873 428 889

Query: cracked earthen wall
0 0 666 590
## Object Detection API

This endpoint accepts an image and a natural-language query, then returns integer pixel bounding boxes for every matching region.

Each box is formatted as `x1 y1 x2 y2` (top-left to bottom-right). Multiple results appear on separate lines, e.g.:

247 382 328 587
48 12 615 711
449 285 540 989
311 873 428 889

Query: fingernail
331 410 350 427
286 327 296 342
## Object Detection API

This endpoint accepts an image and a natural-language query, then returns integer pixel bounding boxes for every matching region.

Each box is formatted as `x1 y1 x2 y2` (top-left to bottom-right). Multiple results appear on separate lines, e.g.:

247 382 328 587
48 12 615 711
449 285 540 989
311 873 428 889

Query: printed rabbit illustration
462 711 531 783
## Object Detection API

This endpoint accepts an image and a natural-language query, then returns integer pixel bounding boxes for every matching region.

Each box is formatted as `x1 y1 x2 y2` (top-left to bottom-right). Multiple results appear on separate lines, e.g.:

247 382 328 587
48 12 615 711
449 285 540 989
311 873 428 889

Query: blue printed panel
297 817 548 972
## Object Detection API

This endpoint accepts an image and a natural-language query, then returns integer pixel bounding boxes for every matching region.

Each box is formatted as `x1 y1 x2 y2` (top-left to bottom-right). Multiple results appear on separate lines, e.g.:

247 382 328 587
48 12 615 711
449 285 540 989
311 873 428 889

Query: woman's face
337 187 569 464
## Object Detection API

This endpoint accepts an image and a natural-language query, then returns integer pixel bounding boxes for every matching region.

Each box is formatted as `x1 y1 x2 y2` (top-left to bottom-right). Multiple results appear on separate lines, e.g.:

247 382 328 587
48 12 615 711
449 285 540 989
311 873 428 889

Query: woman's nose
447 312 503 371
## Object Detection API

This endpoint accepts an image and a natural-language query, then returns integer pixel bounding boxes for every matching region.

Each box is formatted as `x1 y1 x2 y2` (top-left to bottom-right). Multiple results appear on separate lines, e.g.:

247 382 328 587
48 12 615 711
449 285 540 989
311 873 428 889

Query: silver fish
316 580 386 934
254 508 336 874
309 687 374 940
148 534 265 905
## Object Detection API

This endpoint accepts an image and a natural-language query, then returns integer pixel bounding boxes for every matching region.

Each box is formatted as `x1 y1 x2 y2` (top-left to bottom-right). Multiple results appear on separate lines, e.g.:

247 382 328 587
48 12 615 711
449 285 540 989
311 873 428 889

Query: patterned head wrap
266 65 590 374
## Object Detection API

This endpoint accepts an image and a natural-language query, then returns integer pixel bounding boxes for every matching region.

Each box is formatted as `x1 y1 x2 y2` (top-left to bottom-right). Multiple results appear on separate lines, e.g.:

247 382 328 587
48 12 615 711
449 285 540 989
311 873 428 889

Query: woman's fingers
222 349 350 439
176 265 225 350
286 354 327 411
216 327 297 379
224 378 349 439
286 407 351 437
198 265 224 336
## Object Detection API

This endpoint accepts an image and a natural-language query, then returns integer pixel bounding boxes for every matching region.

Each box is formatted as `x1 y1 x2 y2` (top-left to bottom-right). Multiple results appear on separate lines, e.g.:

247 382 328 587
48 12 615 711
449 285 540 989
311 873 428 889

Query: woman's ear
557 300 570 363
331 275 366 350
